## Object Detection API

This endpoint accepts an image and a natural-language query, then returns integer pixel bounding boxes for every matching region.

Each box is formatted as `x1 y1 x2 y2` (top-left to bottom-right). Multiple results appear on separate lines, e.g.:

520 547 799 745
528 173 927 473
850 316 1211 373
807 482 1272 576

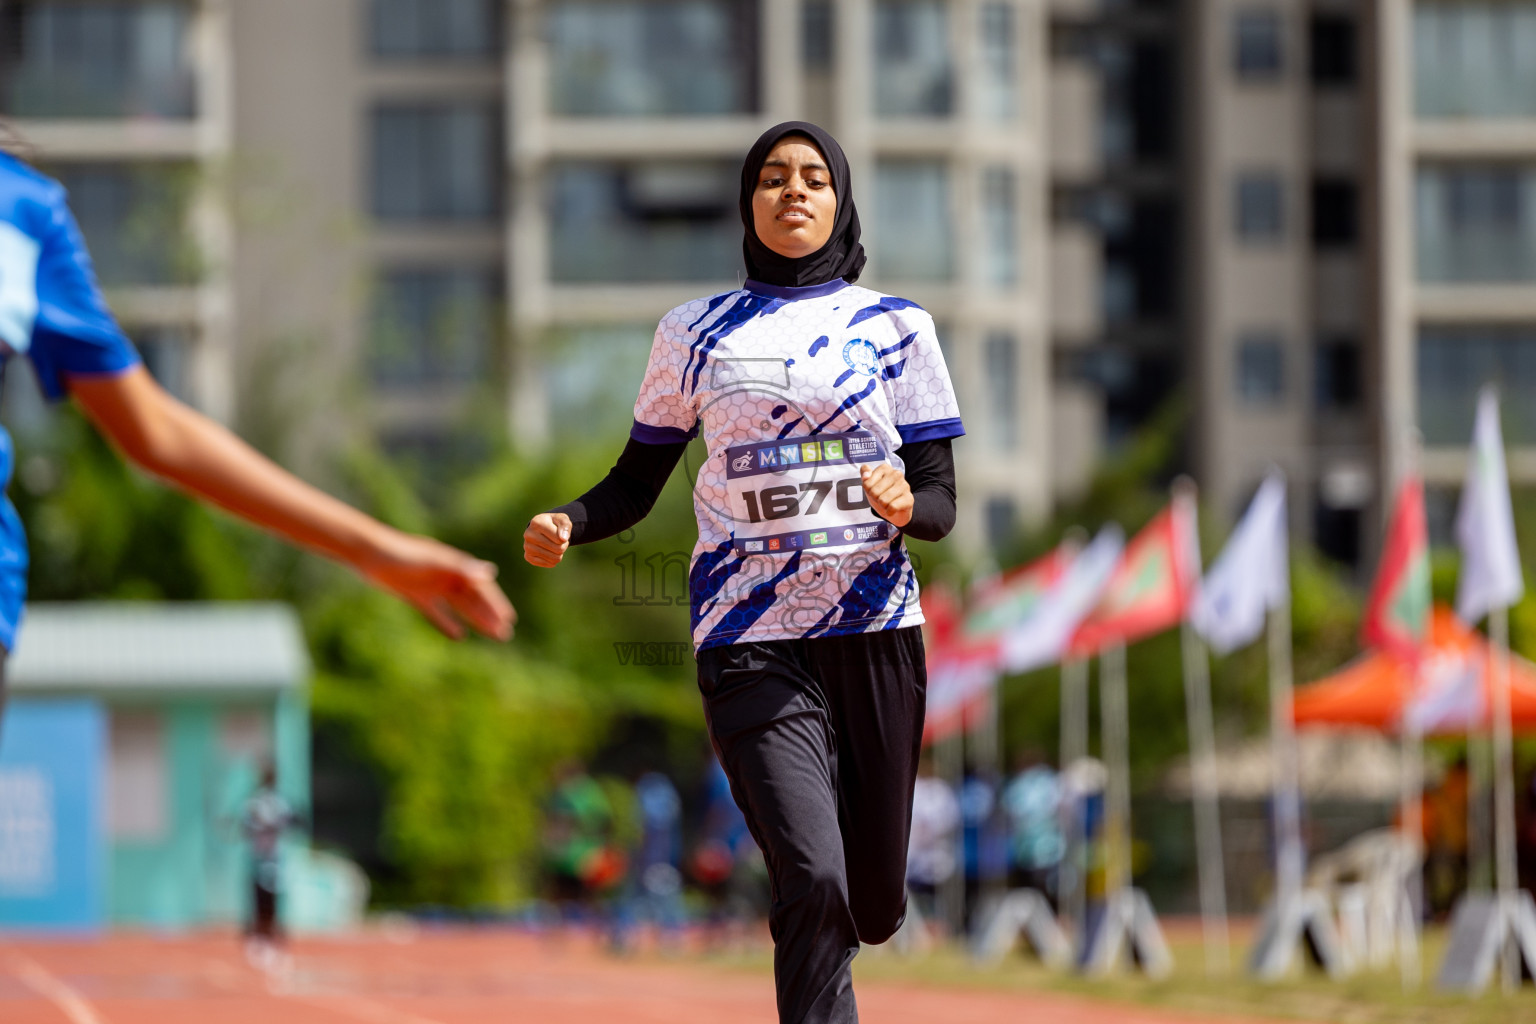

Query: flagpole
1489 602 1518 992
1180 620 1229 975
1399 712 1424 989
1268 595 1305 937
1101 640 1132 906
1060 655 1089 947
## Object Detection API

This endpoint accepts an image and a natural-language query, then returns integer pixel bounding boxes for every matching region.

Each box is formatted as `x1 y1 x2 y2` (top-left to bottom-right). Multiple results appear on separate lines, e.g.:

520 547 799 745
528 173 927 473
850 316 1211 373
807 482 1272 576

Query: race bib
723 430 892 555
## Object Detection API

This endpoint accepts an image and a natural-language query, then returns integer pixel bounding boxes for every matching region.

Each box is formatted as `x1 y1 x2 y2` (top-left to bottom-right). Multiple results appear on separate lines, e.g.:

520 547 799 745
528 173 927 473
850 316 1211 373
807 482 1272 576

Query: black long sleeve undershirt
549 436 957 544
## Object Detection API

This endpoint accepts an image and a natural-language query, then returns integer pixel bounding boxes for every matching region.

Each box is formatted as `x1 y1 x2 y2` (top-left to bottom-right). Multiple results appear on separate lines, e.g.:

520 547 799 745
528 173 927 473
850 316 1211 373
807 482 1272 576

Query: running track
0 929 1281 1024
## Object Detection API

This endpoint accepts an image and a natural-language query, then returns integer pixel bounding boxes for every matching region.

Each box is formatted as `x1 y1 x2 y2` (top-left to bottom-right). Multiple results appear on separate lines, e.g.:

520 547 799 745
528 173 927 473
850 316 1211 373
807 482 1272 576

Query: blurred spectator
1518 763 1536 894
1058 757 1108 946
615 771 686 949
906 752 959 926
959 769 1008 930
1407 756 1469 918
241 761 303 969
543 760 626 921
1002 751 1064 903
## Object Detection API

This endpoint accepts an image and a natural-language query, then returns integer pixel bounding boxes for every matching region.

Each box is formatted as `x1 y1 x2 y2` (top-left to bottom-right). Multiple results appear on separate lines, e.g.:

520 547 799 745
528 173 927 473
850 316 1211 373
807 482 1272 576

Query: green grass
697 926 1536 1024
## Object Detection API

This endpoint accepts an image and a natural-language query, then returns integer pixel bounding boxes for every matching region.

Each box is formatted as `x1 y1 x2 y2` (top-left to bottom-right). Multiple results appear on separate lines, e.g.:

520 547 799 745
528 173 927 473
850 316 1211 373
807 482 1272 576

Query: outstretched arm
68 365 514 640
523 437 686 568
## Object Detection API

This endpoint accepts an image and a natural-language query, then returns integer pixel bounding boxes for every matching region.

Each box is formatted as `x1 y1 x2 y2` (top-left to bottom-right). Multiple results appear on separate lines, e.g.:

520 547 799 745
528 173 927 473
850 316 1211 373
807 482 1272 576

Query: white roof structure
6 602 310 694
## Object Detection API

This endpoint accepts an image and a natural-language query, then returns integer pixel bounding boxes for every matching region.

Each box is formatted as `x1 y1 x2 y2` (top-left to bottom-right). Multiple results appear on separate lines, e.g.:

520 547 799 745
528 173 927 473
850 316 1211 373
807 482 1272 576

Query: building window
1236 331 1285 405
1233 9 1283 80
1416 163 1536 283
1414 2 1536 119
981 166 1017 287
985 496 1016 550
134 327 193 405
0 1 196 119
874 1 953 117
371 103 501 222
872 160 954 281
548 1 757 116
1314 336 1361 412
802 0 834 72
47 163 200 286
548 161 739 282
370 268 499 389
1313 502 1361 569
1311 177 1358 249
369 0 501 59
108 712 168 842
977 2 1017 121
983 331 1017 451
546 324 657 440
1418 325 1536 445
1235 172 1285 242
1309 12 1357 86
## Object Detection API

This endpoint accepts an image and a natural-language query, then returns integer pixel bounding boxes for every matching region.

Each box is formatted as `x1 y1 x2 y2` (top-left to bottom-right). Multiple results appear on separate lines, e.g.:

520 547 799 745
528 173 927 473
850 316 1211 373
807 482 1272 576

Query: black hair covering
739 120 866 288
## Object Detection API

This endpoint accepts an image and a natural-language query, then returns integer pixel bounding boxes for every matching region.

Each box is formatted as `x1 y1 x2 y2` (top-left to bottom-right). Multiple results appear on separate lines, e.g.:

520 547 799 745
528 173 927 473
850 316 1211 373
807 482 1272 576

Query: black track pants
696 626 927 1024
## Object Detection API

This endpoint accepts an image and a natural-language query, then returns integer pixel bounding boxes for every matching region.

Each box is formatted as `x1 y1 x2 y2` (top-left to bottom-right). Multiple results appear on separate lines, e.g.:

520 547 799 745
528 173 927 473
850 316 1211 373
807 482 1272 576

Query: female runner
0 142 514 725
525 121 963 1023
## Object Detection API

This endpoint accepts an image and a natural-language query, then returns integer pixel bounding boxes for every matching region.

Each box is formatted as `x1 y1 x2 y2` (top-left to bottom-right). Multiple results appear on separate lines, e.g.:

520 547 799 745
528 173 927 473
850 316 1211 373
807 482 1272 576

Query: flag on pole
1362 475 1431 665
1189 472 1289 656
1455 387 1524 624
1070 494 1201 656
923 547 1072 743
1003 526 1124 672
923 535 1122 744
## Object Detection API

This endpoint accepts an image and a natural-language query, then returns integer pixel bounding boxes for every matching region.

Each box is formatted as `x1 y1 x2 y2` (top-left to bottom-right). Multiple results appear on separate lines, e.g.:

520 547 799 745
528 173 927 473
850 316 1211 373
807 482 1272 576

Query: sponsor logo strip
735 521 891 555
725 431 885 480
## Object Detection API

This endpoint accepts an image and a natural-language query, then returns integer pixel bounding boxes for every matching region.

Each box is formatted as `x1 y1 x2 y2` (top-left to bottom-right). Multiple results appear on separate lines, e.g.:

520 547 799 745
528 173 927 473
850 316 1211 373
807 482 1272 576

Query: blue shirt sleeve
27 189 140 401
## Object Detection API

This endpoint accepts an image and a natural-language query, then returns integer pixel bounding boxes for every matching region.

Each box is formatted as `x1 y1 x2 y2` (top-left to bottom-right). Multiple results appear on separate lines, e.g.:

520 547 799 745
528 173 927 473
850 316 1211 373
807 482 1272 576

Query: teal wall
107 692 310 929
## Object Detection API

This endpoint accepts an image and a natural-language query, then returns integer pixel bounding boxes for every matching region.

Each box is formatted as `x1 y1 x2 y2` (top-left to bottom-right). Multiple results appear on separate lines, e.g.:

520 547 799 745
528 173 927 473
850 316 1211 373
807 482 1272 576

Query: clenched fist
859 463 913 529
524 512 573 567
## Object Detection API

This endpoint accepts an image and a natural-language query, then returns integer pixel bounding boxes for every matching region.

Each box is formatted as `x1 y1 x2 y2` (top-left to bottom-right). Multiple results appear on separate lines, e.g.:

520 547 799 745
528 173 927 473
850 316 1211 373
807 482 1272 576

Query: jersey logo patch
842 338 879 377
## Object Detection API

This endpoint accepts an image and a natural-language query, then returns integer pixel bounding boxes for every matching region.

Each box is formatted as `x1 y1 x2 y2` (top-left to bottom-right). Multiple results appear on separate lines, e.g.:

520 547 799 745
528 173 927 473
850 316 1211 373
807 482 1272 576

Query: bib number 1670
740 477 868 523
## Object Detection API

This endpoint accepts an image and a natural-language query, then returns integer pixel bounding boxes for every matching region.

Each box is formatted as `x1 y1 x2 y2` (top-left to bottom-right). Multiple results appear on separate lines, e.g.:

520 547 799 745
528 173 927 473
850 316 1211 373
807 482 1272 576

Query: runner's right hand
524 512 572 567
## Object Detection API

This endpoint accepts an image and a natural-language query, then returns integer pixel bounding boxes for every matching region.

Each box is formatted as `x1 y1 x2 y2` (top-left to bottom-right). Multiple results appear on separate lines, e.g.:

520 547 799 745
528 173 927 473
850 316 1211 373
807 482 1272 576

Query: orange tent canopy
1292 606 1536 734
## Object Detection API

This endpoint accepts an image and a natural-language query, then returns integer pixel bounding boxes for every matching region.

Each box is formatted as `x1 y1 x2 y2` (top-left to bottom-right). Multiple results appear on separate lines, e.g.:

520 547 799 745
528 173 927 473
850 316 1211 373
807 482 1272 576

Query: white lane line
207 954 446 1024
9 954 108 1024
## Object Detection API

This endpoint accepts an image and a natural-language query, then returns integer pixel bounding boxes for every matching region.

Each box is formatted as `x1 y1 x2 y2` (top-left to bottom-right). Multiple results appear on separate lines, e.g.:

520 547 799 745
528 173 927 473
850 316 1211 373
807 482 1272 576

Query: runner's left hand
860 463 913 529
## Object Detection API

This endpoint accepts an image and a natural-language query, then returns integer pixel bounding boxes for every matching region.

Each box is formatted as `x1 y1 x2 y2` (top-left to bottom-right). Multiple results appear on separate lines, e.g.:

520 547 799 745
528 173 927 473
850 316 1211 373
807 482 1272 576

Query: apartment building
2 0 1070 555
1379 0 1536 537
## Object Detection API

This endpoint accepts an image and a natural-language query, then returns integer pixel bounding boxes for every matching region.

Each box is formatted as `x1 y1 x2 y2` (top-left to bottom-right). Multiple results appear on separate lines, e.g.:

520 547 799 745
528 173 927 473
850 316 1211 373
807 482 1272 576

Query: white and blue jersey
0 153 142 650
632 277 964 651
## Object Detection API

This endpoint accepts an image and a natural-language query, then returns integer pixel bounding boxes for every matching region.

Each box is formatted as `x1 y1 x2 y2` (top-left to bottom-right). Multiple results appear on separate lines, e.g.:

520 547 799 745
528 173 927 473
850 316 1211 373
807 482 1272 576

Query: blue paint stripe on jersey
877 331 917 358
845 296 923 328
687 293 731 332
883 573 916 631
689 539 744 632
631 419 698 444
699 551 804 647
808 335 829 357
895 417 966 444
880 358 907 381
802 538 908 638
776 417 804 438
811 377 878 434
832 368 856 389
683 293 786 397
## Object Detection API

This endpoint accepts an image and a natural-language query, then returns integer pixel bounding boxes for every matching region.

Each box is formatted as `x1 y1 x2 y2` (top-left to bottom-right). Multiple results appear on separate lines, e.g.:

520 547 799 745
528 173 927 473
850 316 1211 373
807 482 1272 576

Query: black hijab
739 121 866 288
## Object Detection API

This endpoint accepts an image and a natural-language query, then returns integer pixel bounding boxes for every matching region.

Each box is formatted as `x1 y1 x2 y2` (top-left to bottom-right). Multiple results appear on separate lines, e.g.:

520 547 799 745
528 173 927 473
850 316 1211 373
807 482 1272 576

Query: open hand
360 533 515 641
860 463 913 529
524 512 573 568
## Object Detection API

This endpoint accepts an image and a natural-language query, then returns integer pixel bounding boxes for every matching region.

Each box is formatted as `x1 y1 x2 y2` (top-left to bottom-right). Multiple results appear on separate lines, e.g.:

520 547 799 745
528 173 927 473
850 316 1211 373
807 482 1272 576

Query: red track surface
0 928 1277 1024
